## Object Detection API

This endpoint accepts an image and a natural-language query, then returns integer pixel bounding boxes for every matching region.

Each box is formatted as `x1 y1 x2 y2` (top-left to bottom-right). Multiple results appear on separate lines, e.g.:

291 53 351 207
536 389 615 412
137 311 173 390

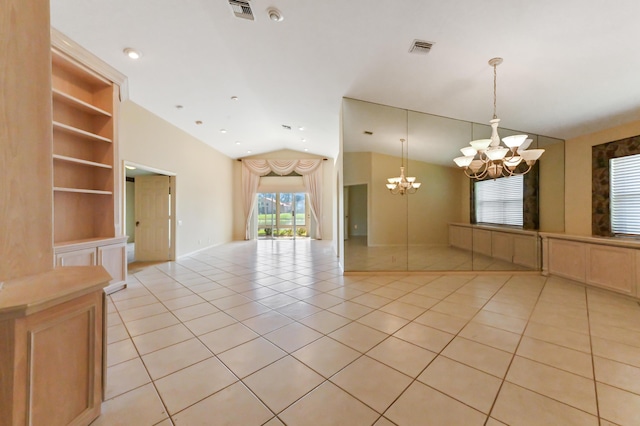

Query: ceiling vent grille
409 40 434 54
229 0 254 20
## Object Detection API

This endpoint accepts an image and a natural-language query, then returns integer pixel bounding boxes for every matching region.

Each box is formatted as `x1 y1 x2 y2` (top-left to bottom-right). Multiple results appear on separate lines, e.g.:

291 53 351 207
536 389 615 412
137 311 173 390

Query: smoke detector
409 40 434 55
229 0 254 20
267 8 283 22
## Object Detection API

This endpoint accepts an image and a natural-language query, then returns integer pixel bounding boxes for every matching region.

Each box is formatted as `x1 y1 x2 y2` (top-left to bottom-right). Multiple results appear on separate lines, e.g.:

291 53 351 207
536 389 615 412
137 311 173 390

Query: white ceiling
50 0 640 161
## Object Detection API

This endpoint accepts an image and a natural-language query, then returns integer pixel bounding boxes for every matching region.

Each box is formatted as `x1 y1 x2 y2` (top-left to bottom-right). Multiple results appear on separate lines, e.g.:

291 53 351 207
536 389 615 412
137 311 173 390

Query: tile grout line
584 289 602 426
137 260 331 423
375 273 504 423
128 265 275 423
111 245 628 425
483 274 548 424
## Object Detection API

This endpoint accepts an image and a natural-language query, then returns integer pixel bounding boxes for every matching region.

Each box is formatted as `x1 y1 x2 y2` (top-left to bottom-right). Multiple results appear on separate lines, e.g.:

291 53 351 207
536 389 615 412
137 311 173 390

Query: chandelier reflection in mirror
386 138 421 195
453 58 544 180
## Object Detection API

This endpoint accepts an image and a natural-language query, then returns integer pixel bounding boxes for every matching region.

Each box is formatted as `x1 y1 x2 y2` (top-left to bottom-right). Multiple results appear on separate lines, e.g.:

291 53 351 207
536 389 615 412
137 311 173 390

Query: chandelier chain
493 62 497 120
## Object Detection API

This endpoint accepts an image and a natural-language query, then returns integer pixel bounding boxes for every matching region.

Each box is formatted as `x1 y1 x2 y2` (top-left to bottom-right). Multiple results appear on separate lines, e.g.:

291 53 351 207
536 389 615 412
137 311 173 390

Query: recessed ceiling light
298 126 305 131
304 148 309 152
231 96 239 101
247 150 252 154
125 165 136 170
301 138 306 142
123 47 142 60
267 8 283 22
195 120 203 125
220 129 227 133
235 141 241 145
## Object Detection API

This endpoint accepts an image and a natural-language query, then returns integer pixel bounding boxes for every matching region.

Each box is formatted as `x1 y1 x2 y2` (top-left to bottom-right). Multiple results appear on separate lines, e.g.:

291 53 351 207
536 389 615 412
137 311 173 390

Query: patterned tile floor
94 239 640 425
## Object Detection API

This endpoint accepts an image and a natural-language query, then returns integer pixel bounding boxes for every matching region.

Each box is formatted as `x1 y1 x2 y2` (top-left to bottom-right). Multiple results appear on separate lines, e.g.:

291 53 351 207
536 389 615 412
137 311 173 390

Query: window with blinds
474 175 524 226
610 153 640 235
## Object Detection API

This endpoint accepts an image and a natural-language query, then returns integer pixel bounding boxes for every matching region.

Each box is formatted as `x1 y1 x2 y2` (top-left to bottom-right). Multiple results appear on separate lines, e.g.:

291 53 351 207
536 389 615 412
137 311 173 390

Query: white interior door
134 175 170 261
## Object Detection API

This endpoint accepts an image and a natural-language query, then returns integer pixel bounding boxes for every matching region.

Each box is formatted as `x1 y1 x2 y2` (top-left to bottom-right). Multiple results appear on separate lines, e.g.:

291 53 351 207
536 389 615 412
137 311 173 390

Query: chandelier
453 58 544 180
386 138 421 195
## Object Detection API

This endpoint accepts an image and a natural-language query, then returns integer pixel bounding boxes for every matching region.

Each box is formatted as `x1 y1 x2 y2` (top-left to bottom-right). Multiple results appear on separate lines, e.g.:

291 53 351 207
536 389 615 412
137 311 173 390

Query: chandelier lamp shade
453 58 544 180
386 138 421 195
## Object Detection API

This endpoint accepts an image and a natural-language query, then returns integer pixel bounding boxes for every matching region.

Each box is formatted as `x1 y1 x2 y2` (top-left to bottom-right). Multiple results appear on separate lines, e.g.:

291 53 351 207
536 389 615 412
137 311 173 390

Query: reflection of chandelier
454 58 544 180
386 138 421 195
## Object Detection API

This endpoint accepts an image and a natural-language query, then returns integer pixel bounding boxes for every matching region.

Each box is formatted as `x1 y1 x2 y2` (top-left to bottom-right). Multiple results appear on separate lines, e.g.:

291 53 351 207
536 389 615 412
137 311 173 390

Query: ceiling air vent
409 40 434 55
229 0 254 20
282 124 292 130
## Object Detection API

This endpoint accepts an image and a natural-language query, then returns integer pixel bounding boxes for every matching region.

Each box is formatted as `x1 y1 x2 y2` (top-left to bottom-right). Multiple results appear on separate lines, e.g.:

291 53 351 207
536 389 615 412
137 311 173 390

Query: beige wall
565 119 640 236
345 152 464 247
406 157 464 246
344 152 371 185
119 101 234 256
370 152 408 246
231 149 334 241
459 174 471 224
539 138 565 233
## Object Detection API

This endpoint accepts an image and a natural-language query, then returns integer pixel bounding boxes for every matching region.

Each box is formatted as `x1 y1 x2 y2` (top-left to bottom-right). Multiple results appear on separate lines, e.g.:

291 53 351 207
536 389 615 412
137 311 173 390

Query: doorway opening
344 183 370 271
124 161 177 265
256 192 310 239
344 184 368 244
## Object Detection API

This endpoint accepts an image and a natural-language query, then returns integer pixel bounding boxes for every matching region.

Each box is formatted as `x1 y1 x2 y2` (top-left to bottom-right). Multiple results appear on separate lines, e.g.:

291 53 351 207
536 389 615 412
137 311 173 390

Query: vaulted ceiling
50 0 640 160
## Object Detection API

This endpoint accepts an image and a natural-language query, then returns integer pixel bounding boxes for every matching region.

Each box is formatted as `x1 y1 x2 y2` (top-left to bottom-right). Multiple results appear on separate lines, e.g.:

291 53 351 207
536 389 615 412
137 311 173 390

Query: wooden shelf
51 48 111 88
54 187 113 195
53 121 112 143
54 236 126 249
52 88 112 117
53 154 112 169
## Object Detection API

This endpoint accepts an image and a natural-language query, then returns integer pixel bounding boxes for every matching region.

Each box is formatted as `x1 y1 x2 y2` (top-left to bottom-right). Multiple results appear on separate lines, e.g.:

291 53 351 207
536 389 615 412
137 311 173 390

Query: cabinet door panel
25 292 103 426
56 247 96 267
491 233 513 262
587 245 635 295
98 243 125 284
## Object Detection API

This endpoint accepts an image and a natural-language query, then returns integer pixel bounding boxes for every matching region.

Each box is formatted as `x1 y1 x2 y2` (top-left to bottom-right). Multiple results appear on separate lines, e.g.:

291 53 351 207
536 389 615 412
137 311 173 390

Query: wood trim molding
51 27 129 101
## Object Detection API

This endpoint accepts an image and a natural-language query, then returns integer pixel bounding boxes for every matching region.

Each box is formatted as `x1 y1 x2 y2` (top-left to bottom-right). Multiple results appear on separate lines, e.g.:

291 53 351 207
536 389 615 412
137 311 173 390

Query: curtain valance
243 159 322 176
241 159 323 240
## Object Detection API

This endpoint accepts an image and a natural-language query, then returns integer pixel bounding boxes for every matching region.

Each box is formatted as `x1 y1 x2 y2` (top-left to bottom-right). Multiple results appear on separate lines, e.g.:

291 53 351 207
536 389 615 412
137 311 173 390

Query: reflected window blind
610 153 640 235
475 175 523 226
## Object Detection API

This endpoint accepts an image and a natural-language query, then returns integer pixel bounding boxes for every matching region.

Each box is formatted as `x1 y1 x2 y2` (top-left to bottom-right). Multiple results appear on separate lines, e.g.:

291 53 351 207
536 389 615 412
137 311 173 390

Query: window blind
475 175 523 226
610 153 640 235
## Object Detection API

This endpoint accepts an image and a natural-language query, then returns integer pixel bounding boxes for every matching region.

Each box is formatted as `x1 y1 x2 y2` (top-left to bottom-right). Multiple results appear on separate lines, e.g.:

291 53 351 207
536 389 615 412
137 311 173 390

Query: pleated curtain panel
242 159 323 240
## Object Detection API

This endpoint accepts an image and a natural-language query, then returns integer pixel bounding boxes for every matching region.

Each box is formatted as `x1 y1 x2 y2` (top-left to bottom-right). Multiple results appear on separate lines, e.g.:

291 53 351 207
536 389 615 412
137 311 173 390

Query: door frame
122 160 177 261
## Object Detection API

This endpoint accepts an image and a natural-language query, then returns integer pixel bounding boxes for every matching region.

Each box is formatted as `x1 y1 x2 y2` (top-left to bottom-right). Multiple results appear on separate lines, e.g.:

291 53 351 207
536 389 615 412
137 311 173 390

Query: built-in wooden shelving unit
51 35 128 293
51 47 116 243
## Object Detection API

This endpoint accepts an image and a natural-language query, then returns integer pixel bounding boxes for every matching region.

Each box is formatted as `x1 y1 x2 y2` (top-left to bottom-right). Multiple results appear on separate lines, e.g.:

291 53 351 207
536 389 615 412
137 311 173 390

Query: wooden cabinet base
541 233 639 298
55 236 128 294
0 267 111 426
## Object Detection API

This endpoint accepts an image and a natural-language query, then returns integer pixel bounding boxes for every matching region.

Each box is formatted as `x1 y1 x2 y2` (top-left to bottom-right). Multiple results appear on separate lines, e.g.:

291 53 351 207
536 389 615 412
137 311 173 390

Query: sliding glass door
257 192 308 239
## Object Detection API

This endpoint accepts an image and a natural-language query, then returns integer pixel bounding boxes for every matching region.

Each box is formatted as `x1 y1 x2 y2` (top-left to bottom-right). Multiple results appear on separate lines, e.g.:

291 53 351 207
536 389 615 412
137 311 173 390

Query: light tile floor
95 240 640 425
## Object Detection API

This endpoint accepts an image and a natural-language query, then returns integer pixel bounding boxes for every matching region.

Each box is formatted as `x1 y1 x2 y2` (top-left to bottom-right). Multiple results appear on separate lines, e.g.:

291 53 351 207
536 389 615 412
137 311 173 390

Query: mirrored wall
341 98 565 272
